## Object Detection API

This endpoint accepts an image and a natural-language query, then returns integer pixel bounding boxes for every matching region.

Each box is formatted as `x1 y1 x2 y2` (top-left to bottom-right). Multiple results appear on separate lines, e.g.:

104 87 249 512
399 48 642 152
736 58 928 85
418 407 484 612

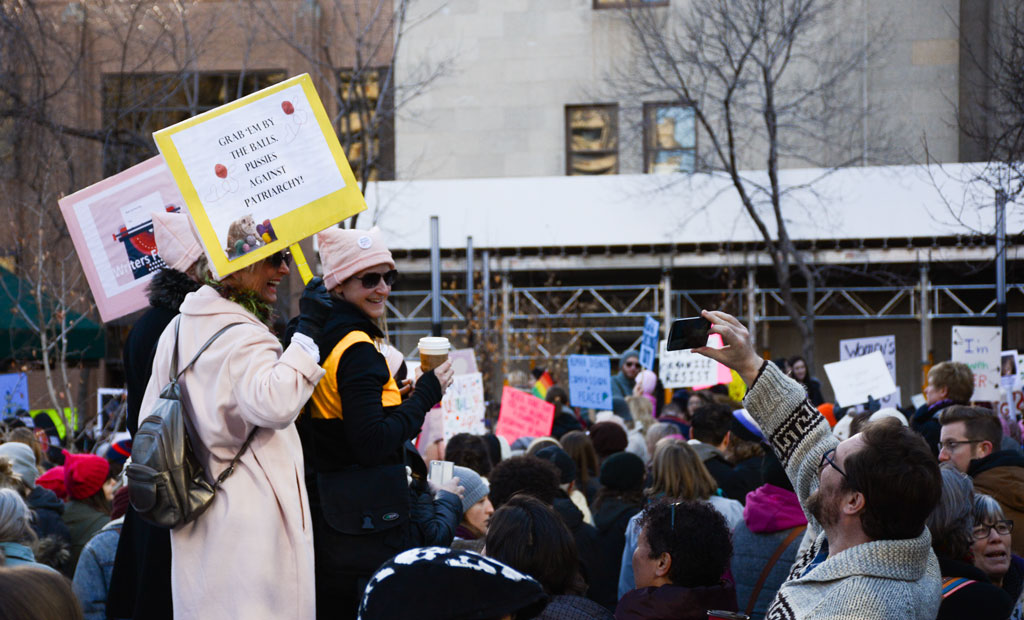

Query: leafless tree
252 0 454 229
956 1 1024 202
607 0 889 367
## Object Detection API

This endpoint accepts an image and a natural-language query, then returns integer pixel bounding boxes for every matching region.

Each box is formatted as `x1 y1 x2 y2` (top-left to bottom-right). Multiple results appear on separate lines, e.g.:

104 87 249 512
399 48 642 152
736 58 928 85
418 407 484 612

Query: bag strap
745 524 807 616
169 317 255 488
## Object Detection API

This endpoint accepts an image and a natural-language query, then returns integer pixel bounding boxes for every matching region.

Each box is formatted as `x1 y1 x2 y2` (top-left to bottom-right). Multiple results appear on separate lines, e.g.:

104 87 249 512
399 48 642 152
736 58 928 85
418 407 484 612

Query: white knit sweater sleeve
742 361 839 537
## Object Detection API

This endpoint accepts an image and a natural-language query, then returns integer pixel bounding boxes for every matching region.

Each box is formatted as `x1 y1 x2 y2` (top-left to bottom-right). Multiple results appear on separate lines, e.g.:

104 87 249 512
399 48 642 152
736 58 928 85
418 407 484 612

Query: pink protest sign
692 333 732 390
59 156 186 322
495 386 555 444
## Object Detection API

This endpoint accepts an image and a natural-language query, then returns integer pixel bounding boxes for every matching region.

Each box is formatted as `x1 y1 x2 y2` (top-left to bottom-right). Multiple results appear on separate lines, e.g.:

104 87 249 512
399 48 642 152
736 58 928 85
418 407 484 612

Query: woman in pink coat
139 248 332 619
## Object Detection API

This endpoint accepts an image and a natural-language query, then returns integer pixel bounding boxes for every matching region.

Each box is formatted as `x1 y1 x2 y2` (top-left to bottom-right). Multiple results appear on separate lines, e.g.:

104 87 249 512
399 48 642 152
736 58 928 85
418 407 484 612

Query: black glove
295 277 332 341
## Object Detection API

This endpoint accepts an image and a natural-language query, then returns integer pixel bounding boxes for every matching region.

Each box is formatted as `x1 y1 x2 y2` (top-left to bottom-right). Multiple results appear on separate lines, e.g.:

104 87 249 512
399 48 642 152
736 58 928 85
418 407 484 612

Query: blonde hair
646 440 717 501
625 396 655 433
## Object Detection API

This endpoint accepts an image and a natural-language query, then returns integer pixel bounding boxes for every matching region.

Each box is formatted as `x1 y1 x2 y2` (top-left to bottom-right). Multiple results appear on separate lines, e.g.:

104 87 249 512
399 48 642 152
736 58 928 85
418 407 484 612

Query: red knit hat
63 451 110 500
37 466 67 500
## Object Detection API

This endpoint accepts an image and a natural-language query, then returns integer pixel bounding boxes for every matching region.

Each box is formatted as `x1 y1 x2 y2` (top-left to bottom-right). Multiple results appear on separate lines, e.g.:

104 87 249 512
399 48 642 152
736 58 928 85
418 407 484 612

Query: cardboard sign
154 73 366 279
0 373 28 417
692 334 731 390
659 339 718 389
567 355 613 409
823 350 899 408
495 386 555 444
441 373 486 442
840 335 899 407
639 316 659 370
449 349 479 376
951 326 1003 402
59 156 186 322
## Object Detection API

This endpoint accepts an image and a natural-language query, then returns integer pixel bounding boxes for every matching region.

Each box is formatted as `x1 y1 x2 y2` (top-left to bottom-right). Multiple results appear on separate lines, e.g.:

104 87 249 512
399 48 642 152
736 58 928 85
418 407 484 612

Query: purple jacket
615 583 738 620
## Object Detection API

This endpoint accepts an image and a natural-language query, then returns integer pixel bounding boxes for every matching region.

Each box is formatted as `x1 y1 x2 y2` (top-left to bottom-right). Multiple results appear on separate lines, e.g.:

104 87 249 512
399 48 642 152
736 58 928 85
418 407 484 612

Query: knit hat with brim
318 226 395 291
0 442 38 486
152 210 203 272
63 451 110 500
358 547 548 620
535 446 577 485
452 466 489 514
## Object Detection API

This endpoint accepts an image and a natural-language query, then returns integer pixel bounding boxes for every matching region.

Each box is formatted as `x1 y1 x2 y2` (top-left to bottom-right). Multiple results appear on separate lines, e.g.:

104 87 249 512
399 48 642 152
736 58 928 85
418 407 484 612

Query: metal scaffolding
385 278 1024 362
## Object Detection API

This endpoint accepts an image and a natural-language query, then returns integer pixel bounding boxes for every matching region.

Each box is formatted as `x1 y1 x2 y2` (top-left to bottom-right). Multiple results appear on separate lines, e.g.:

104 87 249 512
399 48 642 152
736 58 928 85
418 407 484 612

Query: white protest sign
951 326 1003 402
658 339 718 389
639 316 659 370
567 355 613 409
440 373 486 442
823 350 899 408
154 74 366 279
1001 350 1020 394
840 335 899 407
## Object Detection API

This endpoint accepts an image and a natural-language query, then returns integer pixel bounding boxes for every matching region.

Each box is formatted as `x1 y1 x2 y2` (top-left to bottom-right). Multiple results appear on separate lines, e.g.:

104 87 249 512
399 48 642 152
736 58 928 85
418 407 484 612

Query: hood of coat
593 497 642 532
553 495 584 531
178 285 266 326
615 583 738 620
743 484 807 534
26 485 64 515
968 450 1024 478
146 268 202 311
688 440 726 464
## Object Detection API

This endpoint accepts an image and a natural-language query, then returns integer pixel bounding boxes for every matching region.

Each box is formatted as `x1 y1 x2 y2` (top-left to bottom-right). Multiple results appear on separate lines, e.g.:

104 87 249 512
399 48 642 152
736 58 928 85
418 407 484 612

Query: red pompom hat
63 450 110 500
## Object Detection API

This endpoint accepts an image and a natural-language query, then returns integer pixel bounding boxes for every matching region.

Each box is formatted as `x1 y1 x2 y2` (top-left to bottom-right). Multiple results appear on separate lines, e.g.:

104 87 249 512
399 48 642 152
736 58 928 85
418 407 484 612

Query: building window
566 104 618 176
336 67 395 183
643 102 696 174
101 71 286 176
593 0 668 8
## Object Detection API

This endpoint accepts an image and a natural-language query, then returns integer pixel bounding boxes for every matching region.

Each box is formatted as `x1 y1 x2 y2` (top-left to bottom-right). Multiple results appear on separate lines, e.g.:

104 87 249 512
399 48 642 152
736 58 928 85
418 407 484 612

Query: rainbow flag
532 371 554 400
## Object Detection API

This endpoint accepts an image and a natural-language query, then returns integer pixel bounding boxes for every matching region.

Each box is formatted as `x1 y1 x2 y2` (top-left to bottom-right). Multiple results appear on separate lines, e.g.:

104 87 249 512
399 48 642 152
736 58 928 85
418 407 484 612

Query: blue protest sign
568 354 613 409
0 373 29 416
639 315 659 369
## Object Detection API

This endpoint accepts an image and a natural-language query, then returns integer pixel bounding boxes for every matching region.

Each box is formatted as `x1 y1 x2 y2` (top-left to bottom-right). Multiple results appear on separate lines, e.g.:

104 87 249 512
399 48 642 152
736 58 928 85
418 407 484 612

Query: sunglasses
349 269 398 289
268 250 291 268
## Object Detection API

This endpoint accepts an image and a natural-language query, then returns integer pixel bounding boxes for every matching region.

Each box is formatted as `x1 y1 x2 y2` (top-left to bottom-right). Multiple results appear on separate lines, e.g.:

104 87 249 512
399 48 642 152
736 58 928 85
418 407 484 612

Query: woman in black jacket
300 226 458 620
108 210 203 620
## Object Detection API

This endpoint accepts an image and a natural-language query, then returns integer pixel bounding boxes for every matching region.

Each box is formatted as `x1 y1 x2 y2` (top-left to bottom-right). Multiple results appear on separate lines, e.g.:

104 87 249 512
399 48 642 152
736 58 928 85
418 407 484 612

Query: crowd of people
0 214 1021 620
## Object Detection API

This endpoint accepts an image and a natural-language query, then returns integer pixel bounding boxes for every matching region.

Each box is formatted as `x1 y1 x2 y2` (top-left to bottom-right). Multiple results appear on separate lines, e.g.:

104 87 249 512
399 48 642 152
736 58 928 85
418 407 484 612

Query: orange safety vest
309 331 402 420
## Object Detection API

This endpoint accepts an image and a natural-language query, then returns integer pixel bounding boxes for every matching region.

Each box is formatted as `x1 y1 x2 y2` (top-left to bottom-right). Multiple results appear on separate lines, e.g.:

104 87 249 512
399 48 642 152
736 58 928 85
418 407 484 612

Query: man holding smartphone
695 310 942 620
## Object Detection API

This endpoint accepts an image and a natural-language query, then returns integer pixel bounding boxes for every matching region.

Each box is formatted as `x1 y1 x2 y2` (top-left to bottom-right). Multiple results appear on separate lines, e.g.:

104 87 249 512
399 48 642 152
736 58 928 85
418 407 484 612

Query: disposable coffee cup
418 337 450 373
707 611 749 620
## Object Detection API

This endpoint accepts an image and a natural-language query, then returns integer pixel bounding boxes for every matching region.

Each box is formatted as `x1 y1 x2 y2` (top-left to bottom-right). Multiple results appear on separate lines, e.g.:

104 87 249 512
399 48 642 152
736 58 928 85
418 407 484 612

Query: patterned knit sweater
743 362 941 620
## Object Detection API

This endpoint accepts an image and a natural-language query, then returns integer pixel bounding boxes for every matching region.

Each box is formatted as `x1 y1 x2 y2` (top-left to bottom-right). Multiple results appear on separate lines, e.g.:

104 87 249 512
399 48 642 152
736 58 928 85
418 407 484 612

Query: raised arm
696 310 837 534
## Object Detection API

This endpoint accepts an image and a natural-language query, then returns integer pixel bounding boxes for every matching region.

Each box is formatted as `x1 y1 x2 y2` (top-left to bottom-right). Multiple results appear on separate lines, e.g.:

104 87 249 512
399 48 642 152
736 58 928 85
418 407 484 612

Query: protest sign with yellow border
153 73 366 280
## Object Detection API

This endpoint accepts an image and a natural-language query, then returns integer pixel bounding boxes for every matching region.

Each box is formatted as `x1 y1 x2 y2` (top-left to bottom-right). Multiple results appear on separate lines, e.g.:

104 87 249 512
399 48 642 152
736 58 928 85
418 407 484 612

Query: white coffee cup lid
418 336 451 352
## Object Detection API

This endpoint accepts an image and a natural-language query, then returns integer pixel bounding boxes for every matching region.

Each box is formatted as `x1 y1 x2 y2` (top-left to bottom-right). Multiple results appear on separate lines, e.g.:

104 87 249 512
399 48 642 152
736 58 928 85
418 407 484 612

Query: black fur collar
146 268 202 311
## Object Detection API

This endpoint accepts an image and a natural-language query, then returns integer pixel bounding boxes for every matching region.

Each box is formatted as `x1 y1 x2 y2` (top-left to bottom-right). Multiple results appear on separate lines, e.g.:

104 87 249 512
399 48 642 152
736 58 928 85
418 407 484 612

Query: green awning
0 269 105 361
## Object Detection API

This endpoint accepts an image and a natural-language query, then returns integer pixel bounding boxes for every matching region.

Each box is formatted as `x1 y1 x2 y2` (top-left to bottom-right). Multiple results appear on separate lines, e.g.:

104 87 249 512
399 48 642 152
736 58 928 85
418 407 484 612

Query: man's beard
807 485 840 528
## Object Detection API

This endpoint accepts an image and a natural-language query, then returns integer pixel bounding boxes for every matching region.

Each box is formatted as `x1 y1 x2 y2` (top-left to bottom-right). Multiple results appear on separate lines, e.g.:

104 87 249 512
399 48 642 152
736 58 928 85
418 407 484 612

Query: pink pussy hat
152 210 203 272
318 226 395 290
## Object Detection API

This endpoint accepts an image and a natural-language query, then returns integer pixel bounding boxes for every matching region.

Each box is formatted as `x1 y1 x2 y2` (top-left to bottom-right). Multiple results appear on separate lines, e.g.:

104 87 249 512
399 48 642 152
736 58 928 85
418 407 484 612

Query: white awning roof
361 163 1017 251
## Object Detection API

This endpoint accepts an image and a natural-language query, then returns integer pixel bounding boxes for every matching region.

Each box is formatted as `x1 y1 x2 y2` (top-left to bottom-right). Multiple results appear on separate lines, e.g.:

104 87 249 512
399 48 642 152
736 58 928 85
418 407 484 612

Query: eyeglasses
349 269 398 289
819 448 849 480
972 519 1014 539
268 250 291 268
937 439 984 453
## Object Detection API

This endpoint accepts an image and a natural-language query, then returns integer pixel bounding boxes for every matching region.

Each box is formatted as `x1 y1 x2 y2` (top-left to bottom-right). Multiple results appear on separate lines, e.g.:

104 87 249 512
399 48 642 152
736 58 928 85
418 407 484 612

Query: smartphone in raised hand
666 316 712 351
